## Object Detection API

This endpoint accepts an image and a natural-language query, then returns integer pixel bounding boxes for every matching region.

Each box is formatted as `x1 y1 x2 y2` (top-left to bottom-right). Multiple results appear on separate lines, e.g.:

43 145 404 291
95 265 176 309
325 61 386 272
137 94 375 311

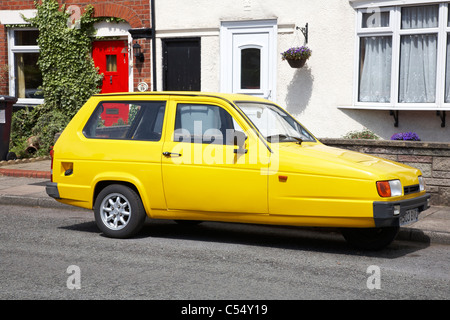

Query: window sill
338 105 450 111
338 105 447 127
14 98 43 106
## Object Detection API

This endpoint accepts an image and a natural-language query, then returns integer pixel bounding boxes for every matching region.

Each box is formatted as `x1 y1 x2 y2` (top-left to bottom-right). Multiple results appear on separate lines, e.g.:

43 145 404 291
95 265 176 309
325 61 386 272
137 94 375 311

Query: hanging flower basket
281 46 312 68
287 58 307 68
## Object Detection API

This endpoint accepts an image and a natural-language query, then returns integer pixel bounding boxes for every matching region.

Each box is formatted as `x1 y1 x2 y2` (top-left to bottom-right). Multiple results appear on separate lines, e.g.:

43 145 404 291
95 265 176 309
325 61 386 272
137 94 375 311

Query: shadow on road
60 218 430 258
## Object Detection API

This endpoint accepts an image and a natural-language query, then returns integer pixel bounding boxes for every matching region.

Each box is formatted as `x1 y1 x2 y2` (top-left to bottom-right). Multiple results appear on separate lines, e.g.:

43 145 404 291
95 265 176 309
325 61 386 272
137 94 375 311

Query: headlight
376 179 402 197
418 176 425 192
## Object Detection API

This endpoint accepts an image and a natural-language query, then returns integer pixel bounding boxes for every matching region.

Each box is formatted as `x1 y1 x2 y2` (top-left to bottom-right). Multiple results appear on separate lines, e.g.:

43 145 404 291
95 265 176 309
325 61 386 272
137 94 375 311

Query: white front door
220 20 277 101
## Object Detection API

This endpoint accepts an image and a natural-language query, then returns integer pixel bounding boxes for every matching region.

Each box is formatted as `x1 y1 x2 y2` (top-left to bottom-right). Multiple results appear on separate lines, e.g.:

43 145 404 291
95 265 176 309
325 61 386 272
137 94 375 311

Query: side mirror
233 131 247 147
233 131 248 154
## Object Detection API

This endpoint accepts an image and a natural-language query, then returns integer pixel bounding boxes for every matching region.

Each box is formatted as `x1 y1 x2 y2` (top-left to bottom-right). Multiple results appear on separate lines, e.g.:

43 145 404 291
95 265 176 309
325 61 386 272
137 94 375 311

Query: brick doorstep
0 168 51 179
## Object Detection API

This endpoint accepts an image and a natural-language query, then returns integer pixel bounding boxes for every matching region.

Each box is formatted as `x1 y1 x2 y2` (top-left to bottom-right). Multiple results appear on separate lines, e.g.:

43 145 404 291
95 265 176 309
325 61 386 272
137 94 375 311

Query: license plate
399 208 419 226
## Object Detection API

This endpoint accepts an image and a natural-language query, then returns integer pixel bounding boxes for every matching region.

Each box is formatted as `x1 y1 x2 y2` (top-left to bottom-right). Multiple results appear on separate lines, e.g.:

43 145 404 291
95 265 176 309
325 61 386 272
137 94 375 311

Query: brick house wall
0 0 152 95
0 24 7 95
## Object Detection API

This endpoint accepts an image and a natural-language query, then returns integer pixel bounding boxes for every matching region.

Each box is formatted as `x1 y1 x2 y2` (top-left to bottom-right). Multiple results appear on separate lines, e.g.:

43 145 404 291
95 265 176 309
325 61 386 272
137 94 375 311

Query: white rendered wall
154 0 450 142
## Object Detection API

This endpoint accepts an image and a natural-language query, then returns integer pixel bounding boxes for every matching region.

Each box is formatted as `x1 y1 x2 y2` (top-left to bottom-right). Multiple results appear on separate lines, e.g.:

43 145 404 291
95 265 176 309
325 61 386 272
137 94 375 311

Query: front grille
404 184 420 195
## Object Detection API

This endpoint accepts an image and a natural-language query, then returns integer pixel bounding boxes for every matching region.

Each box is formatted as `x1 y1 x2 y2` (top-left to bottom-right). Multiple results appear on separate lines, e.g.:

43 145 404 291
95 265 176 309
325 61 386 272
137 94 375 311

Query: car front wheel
94 184 146 239
340 226 399 250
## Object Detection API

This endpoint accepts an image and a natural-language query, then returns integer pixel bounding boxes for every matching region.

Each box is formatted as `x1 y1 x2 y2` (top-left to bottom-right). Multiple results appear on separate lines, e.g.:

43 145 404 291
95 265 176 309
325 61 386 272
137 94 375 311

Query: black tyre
94 184 146 239
340 226 399 250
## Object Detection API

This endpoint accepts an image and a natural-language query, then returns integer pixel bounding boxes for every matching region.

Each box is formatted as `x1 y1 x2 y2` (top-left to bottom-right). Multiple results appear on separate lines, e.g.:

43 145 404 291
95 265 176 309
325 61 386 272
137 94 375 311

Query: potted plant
390 132 421 141
281 46 312 68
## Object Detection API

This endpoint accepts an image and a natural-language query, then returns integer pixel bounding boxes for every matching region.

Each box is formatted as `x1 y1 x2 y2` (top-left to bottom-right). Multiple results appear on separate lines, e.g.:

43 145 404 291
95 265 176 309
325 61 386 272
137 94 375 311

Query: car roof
92 91 272 104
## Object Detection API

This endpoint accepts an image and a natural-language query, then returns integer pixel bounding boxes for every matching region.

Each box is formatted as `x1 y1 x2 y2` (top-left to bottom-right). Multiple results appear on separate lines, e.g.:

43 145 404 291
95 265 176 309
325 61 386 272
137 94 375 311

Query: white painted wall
154 0 450 142
0 9 36 24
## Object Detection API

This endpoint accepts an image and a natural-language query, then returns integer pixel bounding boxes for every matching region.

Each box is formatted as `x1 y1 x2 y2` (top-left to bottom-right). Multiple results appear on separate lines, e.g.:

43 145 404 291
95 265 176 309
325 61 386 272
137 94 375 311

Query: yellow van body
47 92 430 248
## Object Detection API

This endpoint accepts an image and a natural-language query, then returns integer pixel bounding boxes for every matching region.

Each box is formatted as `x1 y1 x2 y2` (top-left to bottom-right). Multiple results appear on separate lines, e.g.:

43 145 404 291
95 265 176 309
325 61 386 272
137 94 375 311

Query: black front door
162 38 200 91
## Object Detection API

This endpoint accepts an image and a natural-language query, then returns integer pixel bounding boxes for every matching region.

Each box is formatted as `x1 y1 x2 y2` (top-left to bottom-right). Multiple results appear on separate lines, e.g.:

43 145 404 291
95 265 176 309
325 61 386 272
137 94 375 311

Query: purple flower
390 132 421 141
281 46 312 60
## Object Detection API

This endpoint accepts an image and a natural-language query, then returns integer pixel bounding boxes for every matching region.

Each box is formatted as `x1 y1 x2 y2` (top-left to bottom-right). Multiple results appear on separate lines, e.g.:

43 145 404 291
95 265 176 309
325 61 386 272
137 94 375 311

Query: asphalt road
1 204 449 303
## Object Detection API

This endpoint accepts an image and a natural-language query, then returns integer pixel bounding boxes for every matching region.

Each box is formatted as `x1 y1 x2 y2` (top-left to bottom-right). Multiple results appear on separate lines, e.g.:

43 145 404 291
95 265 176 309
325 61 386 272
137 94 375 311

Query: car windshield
235 102 316 143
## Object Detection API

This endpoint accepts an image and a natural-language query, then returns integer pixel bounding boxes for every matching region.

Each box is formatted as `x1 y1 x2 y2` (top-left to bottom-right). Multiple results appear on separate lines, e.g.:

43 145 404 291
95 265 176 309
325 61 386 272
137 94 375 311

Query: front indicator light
377 180 402 197
377 181 391 197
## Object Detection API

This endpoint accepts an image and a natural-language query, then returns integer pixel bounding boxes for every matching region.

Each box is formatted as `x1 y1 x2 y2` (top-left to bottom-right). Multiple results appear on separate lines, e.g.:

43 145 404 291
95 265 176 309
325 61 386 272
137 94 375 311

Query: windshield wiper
266 134 303 144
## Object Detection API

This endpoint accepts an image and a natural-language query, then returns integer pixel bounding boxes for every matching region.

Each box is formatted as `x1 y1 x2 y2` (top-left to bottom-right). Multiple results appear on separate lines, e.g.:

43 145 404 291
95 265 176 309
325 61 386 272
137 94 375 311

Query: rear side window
83 101 166 141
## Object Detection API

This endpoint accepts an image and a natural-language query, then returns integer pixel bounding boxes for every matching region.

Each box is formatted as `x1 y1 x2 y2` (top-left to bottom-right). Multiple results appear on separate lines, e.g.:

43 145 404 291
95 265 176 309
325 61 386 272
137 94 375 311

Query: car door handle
163 152 182 157
110 76 113 84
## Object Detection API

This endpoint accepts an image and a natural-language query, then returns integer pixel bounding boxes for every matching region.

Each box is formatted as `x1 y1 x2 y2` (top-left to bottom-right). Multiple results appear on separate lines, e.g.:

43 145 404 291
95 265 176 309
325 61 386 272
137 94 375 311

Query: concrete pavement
0 158 449 245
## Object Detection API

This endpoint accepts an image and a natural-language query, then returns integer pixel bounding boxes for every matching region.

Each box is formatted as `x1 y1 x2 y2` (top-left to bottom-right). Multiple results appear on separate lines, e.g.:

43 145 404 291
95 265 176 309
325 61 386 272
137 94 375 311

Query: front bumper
373 193 430 227
46 182 60 199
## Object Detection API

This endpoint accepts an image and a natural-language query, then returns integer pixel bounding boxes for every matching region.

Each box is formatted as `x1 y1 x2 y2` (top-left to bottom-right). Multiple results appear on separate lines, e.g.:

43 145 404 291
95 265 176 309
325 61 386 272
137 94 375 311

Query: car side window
83 101 166 141
174 104 244 144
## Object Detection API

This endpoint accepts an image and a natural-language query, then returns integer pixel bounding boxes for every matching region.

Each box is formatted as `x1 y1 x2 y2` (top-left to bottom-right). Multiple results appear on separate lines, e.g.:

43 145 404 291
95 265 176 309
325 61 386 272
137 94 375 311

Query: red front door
92 40 129 126
92 40 129 93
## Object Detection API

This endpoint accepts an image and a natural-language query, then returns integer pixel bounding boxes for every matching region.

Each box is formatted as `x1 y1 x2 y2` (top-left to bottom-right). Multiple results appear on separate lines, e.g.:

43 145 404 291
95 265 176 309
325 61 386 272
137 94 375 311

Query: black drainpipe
151 0 157 91
128 0 157 91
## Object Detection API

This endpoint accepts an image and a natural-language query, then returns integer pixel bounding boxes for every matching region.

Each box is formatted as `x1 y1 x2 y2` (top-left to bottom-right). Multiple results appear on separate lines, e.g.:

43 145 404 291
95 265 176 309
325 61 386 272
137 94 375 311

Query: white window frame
220 20 277 102
7 27 43 105
353 2 450 111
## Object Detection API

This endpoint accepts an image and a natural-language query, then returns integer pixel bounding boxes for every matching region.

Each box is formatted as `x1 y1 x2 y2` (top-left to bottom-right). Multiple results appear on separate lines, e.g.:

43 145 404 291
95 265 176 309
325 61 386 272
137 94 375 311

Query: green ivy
12 0 103 156
28 0 103 115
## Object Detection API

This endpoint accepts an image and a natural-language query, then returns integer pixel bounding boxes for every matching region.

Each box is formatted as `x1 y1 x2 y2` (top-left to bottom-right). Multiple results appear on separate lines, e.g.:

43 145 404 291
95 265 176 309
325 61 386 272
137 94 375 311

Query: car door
80 98 168 211
161 96 270 214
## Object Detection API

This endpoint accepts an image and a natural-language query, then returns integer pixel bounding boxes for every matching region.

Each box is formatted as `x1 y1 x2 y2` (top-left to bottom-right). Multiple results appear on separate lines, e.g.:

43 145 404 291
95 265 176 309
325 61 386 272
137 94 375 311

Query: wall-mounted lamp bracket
132 41 145 63
296 23 308 44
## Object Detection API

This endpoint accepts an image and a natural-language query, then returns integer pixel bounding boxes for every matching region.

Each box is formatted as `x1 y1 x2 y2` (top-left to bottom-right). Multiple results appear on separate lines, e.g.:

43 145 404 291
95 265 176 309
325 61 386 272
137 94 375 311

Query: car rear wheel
94 184 146 239
340 226 399 250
